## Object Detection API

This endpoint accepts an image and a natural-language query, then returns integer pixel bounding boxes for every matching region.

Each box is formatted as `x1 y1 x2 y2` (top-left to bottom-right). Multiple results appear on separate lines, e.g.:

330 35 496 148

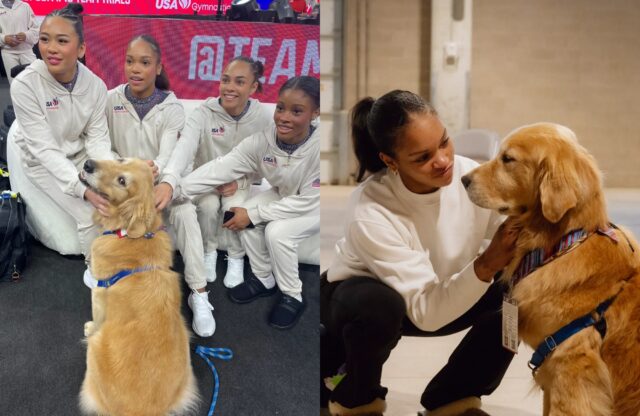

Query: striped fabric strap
512 229 588 284
195 346 234 416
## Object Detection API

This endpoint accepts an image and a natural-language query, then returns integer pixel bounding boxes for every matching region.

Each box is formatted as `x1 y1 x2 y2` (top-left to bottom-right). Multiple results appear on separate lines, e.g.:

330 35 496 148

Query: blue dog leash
194 346 233 416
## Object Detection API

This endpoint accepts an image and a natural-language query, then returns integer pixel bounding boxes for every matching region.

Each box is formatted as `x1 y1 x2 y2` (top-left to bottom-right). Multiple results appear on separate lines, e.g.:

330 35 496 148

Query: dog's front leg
535 329 613 416
84 288 107 337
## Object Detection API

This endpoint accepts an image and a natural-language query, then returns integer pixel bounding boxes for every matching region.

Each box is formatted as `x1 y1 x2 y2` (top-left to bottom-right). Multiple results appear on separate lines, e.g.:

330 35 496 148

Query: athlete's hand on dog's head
222 207 251 231
474 217 521 282
146 160 159 180
85 188 110 217
154 182 173 211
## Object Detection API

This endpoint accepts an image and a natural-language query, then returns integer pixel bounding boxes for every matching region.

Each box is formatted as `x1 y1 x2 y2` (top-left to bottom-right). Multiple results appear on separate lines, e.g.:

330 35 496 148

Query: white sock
255 273 276 289
288 293 303 302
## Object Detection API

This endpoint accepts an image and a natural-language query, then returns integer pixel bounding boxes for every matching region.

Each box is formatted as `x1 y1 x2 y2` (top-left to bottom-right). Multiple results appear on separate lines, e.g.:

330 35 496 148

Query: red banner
24 0 233 17
83 16 319 101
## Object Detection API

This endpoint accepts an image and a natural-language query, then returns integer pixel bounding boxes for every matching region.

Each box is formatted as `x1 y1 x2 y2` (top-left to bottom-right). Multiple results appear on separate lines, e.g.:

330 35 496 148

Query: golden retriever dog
78 158 197 415
462 123 640 416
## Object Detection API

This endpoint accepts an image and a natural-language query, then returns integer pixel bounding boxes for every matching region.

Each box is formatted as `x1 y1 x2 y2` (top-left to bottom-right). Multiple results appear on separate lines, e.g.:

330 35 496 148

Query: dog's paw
84 321 95 337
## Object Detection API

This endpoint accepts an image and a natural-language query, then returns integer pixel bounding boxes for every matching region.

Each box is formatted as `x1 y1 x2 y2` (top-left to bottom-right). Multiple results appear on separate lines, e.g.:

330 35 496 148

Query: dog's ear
120 193 155 239
539 157 578 223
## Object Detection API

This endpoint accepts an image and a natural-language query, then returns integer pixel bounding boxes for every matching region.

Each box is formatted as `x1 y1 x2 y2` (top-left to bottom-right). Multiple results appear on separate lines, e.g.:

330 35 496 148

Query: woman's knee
331 277 406 336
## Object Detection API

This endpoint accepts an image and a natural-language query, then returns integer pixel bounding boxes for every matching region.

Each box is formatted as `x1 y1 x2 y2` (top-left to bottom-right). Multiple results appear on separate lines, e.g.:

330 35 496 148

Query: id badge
502 295 519 353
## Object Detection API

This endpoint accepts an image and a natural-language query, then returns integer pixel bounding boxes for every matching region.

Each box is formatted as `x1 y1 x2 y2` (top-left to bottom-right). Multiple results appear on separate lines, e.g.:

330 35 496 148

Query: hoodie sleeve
348 219 490 332
246 163 320 224
177 135 259 200
11 78 88 198
83 82 114 162
160 106 205 190
153 102 185 176
24 4 40 46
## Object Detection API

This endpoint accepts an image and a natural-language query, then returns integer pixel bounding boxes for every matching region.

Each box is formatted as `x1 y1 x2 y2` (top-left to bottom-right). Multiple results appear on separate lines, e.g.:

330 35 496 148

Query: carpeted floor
0 239 320 415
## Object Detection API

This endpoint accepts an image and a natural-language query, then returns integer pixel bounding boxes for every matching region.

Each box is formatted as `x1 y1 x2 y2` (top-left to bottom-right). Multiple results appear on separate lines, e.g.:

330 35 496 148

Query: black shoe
227 274 277 304
268 294 306 329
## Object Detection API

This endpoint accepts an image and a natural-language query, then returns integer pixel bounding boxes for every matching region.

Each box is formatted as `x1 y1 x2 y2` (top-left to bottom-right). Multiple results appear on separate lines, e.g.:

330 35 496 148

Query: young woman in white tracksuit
157 76 320 330
0 0 38 84
154 56 271 337
10 5 113 270
106 35 184 179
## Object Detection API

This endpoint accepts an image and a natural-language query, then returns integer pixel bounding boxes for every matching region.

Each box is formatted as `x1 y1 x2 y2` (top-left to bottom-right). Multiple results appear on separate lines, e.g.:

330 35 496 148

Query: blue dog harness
511 224 626 373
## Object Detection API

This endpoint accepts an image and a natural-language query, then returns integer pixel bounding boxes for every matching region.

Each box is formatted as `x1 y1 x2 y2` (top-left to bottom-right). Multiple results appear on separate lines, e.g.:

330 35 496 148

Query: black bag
0 192 28 282
0 124 8 164
3 105 15 128
0 162 9 191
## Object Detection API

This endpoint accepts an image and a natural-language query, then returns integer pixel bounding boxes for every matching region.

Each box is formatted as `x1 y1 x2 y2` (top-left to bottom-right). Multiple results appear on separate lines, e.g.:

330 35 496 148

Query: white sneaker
188 290 216 337
83 268 98 289
204 251 218 282
223 256 245 288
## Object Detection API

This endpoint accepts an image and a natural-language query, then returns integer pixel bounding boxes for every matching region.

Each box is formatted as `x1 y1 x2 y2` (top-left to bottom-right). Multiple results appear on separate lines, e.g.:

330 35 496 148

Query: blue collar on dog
97 266 156 288
102 226 166 239
528 295 616 373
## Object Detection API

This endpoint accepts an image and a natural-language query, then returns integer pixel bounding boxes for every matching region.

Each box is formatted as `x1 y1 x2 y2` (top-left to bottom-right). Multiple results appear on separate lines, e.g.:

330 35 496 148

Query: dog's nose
83 159 96 174
461 175 471 189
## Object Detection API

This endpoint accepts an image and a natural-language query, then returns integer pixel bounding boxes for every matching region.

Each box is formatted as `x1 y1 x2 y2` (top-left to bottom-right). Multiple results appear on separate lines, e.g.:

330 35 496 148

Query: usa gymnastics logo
45 98 59 110
113 105 128 114
211 126 225 137
262 155 277 167
155 0 191 10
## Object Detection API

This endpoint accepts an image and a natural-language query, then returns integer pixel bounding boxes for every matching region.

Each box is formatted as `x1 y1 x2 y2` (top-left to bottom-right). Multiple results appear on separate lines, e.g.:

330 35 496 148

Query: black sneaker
227 274 277 304
268 294 306 329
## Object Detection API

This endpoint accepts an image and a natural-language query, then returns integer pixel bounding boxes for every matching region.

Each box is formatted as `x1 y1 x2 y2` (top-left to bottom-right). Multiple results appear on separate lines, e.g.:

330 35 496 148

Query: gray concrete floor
320 185 640 415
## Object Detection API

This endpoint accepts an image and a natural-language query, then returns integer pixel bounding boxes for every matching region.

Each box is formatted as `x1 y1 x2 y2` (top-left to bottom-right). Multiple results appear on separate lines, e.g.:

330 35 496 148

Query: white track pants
169 187 250 290
24 162 97 262
239 189 320 297
2 49 36 84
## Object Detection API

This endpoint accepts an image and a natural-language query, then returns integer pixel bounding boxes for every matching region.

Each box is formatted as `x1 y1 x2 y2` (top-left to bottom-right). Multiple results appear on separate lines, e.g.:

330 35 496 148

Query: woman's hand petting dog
216 181 238 197
146 160 159 180
474 217 521 282
84 188 110 217
223 207 251 231
154 182 173 211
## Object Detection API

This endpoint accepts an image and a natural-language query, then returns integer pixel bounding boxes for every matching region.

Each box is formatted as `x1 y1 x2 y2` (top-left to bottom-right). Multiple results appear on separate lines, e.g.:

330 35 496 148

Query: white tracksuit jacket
0 0 38 82
178 125 320 224
0 0 38 54
106 84 185 176
161 97 272 190
11 59 114 199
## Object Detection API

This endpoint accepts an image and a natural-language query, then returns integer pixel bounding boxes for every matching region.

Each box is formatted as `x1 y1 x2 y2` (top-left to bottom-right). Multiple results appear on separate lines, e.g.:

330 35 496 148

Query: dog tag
502 296 519 353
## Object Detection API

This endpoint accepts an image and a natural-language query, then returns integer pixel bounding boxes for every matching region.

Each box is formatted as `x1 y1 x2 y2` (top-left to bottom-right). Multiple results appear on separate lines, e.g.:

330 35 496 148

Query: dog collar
103 226 166 239
84 266 157 289
512 225 618 285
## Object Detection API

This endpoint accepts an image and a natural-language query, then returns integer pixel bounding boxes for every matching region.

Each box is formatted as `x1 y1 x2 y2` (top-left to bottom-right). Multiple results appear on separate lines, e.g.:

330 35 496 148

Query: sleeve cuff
247 207 262 225
74 180 88 200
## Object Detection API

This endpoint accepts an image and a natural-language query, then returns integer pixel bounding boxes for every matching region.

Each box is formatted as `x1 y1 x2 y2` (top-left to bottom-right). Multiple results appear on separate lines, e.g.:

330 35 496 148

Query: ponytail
351 90 438 182
155 67 170 90
351 97 385 182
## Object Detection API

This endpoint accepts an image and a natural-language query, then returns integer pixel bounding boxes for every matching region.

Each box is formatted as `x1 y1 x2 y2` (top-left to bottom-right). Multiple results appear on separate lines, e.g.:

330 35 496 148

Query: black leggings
320 272 514 410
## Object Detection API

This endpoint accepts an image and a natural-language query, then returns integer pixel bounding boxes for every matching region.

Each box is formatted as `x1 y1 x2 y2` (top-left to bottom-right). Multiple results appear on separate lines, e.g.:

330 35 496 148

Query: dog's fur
79 158 197 415
463 123 640 416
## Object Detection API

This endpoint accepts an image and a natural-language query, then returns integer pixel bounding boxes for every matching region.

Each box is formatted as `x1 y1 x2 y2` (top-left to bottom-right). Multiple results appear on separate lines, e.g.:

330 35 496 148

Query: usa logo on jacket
262 155 277 167
113 105 128 113
211 126 225 138
45 98 59 110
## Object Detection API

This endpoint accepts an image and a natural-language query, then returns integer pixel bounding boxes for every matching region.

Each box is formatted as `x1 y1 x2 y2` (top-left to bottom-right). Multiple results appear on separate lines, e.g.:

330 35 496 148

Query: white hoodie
11 60 114 199
178 125 320 225
160 97 272 190
106 84 185 176
327 156 503 332
0 0 39 54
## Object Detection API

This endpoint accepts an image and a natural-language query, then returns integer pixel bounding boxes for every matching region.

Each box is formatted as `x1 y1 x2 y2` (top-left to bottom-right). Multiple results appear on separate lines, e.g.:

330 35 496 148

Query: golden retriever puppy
78 158 198 416
462 123 640 416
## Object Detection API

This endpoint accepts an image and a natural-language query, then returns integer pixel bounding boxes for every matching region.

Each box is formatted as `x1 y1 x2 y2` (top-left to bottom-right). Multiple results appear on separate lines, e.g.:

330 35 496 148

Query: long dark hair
351 90 437 182
128 34 170 90
228 56 265 93
278 76 320 109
